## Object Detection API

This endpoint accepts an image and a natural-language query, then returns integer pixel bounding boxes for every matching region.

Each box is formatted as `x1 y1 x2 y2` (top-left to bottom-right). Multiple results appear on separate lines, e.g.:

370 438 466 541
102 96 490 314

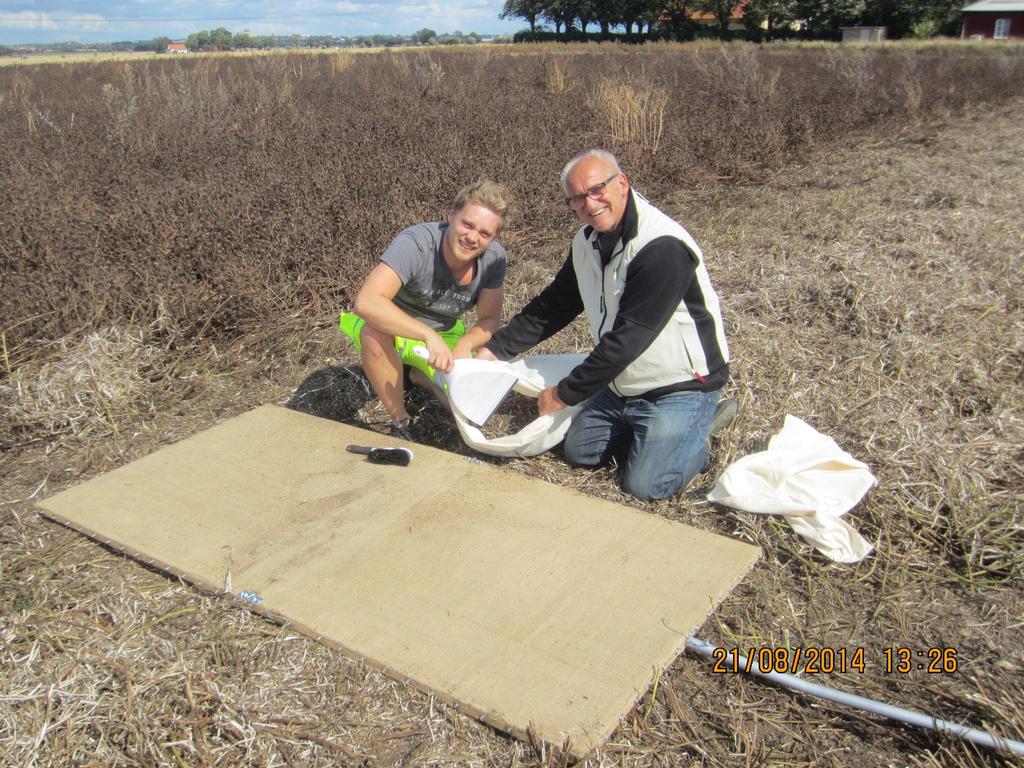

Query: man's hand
425 333 454 373
537 386 568 416
452 337 475 360
474 346 498 362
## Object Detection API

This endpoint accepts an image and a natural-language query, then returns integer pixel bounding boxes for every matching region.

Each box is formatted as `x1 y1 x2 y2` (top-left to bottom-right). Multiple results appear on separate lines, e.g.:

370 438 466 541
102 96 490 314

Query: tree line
501 0 967 41
2 28 499 55
179 28 499 51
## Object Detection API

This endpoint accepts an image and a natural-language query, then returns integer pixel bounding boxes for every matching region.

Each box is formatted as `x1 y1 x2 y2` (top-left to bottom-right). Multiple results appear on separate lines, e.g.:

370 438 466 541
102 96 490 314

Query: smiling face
443 201 502 268
564 155 629 233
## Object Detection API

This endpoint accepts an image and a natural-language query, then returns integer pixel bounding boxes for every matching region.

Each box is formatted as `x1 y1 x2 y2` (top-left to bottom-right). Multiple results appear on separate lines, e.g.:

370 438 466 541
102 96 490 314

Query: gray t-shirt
382 222 507 331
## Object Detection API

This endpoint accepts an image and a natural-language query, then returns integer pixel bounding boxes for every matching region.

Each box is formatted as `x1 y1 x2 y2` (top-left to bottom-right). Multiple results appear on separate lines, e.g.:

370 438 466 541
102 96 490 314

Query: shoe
708 397 739 439
389 417 416 442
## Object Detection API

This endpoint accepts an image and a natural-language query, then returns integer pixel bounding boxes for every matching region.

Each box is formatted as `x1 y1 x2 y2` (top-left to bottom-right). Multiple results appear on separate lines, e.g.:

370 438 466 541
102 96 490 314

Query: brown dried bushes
2 46 1024 768
2 45 1023 359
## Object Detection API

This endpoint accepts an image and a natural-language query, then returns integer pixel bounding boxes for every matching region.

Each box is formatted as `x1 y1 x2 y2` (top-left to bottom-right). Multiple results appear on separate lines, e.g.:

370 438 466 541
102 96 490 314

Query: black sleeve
485 249 584 360
556 236 697 405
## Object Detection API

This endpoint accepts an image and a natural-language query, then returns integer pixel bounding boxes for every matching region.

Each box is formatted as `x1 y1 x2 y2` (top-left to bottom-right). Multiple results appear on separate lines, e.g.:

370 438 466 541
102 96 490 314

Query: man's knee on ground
563 438 606 469
622 471 685 502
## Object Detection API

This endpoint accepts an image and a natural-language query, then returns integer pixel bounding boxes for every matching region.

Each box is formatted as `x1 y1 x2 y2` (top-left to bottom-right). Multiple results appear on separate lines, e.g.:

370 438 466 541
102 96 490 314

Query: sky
0 0 525 45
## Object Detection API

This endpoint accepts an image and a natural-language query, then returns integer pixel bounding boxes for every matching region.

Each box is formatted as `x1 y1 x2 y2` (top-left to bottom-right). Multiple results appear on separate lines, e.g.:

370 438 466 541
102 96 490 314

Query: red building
961 0 1024 39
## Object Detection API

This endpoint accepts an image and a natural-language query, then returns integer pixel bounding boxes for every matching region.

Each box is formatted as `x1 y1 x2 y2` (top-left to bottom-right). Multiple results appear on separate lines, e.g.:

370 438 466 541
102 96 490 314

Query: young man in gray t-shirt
348 180 510 440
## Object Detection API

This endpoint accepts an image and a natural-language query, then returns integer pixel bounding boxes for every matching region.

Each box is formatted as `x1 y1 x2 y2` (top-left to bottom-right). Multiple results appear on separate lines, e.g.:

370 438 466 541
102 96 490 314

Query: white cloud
1 9 114 34
390 2 433 17
71 14 110 33
0 0 520 44
2 11 59 30
390 0 498 29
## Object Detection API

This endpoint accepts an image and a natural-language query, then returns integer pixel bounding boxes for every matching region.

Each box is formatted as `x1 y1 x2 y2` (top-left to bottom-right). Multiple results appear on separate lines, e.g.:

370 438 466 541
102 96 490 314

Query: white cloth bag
443 354 586 458
707 415 876 563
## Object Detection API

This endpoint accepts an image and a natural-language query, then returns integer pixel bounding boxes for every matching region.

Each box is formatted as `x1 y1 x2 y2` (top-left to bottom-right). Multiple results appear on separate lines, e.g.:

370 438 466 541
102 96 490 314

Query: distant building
688 0 751 31
657 0 756 34
840 26 887 42
166 42 188 53
961 0 1024 39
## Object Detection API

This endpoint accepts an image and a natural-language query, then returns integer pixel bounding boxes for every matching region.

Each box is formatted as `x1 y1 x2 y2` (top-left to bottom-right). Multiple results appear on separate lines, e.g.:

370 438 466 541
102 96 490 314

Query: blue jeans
564 387 721 501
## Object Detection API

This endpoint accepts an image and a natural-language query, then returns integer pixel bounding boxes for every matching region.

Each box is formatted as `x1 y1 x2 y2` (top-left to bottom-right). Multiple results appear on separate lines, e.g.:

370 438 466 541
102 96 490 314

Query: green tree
232 30 255 49
500 0 546 32
638 0 663 34
620 0 641 34
794 0 865 38
414 27 438 44
562 0 596 33
743 0 796 39
859 0 960 38
210 27 233 48
541 0 570 33
913 0 965 36
186 30 210 50
590 0 622 36
858 0 915 37
696 0 736 39
659 0 698 40
152 36 172 52
0 45 14 57
619 0 660 35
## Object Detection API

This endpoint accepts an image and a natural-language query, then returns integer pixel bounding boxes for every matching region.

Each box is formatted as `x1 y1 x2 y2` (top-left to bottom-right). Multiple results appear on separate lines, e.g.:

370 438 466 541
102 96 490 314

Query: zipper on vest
598 280 608 336
681 342 706 383
597 244 625 337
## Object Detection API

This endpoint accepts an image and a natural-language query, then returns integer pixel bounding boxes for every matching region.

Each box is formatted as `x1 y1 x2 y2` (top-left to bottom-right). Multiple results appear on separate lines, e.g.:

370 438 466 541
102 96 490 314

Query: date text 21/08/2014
710 646 959 675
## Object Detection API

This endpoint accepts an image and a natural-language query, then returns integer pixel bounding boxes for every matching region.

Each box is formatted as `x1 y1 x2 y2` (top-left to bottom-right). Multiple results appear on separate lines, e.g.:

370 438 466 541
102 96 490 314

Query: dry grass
0 46 410 68
544 59 574 95
595 79 668 155
3 45 1022 354
2 96 1023 768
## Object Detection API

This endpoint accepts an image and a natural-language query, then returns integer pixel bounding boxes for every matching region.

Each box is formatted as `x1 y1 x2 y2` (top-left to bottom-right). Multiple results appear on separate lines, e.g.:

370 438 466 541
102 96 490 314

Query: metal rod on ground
685 636 1024 758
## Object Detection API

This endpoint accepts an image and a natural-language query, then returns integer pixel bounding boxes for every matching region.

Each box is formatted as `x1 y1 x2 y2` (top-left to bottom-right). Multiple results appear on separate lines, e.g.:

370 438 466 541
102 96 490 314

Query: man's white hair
559 149 623 195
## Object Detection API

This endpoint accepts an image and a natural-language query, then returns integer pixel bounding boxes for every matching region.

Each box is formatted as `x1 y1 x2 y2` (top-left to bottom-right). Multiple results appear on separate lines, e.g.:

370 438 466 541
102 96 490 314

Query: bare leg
359 324 407 421
408 368 450 412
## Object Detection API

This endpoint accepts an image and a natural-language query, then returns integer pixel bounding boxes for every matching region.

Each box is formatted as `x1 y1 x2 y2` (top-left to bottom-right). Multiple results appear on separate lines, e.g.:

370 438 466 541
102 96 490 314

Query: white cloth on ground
706 415 876 563
442 354 587 458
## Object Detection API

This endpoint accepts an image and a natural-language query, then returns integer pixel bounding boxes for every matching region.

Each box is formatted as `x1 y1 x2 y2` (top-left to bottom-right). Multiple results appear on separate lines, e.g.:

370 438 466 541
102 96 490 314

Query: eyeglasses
565 174 618 209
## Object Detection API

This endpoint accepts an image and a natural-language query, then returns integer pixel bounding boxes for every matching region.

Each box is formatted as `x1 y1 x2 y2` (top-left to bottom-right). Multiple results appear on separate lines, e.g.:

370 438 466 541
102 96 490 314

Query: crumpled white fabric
707 415 876 563
442 354 586 458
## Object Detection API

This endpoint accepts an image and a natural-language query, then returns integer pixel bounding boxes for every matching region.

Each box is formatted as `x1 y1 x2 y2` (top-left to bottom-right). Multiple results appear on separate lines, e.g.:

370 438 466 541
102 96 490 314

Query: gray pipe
685 636 1024 758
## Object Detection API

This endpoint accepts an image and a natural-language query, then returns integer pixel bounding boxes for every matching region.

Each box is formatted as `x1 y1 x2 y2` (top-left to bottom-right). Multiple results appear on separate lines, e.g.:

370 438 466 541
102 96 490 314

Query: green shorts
338 311 466 383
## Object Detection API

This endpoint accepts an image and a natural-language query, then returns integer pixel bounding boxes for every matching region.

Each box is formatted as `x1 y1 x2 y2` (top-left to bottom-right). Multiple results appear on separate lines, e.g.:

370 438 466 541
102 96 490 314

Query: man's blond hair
452 179 512 232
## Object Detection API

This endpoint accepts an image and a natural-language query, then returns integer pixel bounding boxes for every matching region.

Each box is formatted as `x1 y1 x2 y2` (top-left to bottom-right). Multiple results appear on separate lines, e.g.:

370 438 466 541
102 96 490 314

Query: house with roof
961 0 1024 39
166 42 189 53
688 0 749 31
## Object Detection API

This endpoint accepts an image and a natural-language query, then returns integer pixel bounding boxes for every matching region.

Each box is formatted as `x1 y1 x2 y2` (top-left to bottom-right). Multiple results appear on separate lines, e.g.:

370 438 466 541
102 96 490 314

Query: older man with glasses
477 149 735 500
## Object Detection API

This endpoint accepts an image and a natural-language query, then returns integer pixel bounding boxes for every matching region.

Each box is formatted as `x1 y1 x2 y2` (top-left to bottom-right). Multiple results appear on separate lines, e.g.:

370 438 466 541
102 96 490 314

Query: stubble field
1 43 1023 767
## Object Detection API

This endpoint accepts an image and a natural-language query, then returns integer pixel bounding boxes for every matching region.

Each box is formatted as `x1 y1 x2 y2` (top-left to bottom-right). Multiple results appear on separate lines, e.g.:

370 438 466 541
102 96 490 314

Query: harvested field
2 44 1023 766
